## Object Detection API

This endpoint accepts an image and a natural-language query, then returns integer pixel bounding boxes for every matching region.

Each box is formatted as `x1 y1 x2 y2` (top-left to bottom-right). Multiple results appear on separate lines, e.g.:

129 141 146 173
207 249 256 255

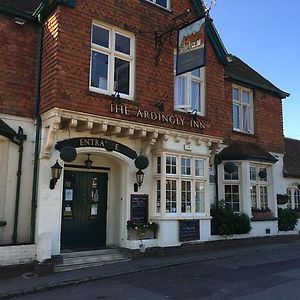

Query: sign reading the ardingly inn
110 104 205 129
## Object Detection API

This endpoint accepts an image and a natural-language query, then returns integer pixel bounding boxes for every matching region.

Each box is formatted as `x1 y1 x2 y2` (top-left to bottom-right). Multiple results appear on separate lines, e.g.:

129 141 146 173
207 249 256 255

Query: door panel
61 170 108 249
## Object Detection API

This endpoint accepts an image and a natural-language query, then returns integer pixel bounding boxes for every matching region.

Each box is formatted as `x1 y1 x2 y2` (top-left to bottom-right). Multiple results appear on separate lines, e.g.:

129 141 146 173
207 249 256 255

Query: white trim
145 0 171 10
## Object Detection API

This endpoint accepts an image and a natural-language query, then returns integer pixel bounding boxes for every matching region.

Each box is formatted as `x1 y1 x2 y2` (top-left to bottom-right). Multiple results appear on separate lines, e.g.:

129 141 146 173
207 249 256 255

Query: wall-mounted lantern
134 169 144 192
50 161 63 190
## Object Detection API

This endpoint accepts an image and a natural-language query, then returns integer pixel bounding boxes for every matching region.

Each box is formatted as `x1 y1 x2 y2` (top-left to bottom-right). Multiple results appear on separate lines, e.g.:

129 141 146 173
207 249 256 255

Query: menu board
179 220 200 242
130 194 148 224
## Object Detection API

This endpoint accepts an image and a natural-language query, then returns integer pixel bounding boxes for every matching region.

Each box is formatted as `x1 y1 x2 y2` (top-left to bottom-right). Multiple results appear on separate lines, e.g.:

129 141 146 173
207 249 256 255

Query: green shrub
211 200 251 235
278 208 298 231
233 213 251 234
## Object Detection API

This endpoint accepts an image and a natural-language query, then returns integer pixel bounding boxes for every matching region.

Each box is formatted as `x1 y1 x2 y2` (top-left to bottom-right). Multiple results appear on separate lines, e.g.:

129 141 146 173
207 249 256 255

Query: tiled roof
217 141 278 163
0 0 42 13
283 138 300 178
225 55 289 99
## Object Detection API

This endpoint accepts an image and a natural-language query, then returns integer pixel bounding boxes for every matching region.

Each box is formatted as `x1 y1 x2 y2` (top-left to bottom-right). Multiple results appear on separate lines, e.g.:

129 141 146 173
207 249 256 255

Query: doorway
61 170 108 250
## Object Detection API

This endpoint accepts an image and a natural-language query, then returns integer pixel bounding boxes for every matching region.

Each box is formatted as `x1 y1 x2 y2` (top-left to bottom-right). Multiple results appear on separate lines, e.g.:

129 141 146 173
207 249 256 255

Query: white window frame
154 153 207 216
232 84 254 134
174 54 205 116
287 185 300 210
90 21 135 100
223 163 241 213
146 0 170 10
250 164 270 210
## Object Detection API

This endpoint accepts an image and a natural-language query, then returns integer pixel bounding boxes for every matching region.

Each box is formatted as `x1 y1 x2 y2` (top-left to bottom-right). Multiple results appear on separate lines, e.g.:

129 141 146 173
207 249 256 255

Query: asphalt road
19 244 300 300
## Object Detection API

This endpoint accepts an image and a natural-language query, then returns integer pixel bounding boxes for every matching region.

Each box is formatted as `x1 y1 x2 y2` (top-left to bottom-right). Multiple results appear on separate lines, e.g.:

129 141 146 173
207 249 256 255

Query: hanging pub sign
176 17 206 76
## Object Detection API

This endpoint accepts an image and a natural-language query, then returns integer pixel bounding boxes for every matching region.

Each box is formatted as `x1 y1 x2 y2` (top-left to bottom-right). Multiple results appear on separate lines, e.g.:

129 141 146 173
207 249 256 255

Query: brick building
0 0 295 267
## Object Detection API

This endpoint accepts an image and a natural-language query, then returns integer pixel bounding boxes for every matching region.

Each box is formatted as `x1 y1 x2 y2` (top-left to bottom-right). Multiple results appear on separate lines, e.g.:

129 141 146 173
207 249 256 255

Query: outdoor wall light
134 169 144 192
84 154 93 169
50 161 63 190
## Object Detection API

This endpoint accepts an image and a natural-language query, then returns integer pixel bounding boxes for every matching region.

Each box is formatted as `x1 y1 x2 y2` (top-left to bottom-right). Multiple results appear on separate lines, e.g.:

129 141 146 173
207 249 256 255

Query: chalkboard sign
179 220 200 242
130 194 148 224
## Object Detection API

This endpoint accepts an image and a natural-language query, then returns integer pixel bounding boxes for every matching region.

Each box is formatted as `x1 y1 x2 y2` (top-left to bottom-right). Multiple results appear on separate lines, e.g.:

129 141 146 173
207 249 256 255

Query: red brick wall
0 15 37 118
39 0 285 153
224 81 285 153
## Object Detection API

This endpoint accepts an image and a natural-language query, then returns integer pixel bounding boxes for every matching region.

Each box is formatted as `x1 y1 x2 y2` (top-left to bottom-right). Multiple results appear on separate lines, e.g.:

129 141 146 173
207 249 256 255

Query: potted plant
251 207 273 219
127 220 158 240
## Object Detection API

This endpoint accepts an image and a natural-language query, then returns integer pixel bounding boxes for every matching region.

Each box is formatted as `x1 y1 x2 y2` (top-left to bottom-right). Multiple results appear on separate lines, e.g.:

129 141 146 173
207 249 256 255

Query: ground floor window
224 184 240 212
287 186 300 210
155 154 207 215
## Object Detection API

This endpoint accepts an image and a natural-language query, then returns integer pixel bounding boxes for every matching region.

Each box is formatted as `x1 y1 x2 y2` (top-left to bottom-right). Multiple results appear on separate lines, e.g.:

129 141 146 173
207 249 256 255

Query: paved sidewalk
1 239 300 299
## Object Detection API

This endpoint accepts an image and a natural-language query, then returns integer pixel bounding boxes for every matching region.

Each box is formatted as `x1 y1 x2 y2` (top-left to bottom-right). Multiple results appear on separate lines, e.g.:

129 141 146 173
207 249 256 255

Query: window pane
166 179 177 213
114 58 130 95
287 188 292 209
295 190 300 209
195 181 205 213
232 88 239 100
224 164 239 180
156 180 161 213
259 186 268 209
156 0 167 7
191 68 200 77
174 76 187 107
157 156 161 174
233 104 240 129
166 156 176 174
242 105 250 132
259 167 267 182
250 185 257 208
250 166 256 181
191 81 200 111
242 91 250 104
224 184 239 212
115 33 130 55
181 180 191 213
91 51 108 90
181 157 191 175
195 159 204 176
92 25 109 48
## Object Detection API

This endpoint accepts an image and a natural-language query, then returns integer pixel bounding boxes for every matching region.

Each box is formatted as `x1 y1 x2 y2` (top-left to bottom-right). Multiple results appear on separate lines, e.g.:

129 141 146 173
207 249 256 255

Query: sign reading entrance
55 137 137 160
179 220 200 242
130 194 148 224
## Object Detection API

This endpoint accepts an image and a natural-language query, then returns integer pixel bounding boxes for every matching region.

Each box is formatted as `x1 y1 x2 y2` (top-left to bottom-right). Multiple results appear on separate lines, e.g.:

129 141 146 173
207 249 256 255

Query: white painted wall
0 114 35 245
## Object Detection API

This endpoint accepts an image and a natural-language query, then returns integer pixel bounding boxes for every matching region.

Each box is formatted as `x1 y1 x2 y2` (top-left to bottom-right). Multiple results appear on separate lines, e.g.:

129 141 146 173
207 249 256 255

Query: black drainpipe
214 155 219 206
30 24 44 244
12 127 27 244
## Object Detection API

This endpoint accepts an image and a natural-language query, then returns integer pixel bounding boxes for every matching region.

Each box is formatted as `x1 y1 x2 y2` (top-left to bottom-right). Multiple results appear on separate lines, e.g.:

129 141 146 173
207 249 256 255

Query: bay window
155 154 207 215
90 22 135 99
232 85 253 133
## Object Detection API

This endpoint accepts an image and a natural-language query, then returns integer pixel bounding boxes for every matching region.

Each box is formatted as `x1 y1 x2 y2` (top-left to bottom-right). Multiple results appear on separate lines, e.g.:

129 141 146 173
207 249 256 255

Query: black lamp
136 169 144 186
84 154 93 169
50 160 63 190
134 169 144 192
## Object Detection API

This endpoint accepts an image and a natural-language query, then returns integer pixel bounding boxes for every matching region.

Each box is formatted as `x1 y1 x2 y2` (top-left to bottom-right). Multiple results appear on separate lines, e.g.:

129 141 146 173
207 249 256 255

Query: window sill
140 0 172 14
173 108 205 118
86 90 139 107
232 129 256 137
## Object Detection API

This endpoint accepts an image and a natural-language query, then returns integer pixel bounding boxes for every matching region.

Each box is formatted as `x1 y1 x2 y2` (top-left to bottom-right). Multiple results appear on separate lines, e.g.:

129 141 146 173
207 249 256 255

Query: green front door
61 170 108 250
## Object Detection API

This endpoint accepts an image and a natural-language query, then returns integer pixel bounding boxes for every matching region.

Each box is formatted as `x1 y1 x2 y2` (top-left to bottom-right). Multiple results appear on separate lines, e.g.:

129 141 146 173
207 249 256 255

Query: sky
210 0 300 139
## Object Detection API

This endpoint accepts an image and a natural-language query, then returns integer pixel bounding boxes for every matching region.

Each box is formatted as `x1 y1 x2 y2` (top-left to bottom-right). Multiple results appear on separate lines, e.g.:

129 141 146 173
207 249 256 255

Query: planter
127 229 155 240
252 210 273 219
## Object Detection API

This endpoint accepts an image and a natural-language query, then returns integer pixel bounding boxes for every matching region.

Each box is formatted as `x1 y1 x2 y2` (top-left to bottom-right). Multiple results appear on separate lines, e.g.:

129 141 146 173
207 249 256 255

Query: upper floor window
174 55 205 116
232 85 253 134
146 0 170 9
90 22 135 99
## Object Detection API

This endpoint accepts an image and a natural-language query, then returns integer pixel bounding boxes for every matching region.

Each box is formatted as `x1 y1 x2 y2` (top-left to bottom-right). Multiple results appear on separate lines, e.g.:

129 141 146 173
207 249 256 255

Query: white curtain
191 81 200 111
174 77 186 107
243 105 250 132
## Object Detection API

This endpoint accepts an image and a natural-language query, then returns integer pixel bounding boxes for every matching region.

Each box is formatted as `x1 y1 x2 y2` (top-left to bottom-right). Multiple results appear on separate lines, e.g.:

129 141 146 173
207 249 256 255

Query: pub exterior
0 0 295 268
